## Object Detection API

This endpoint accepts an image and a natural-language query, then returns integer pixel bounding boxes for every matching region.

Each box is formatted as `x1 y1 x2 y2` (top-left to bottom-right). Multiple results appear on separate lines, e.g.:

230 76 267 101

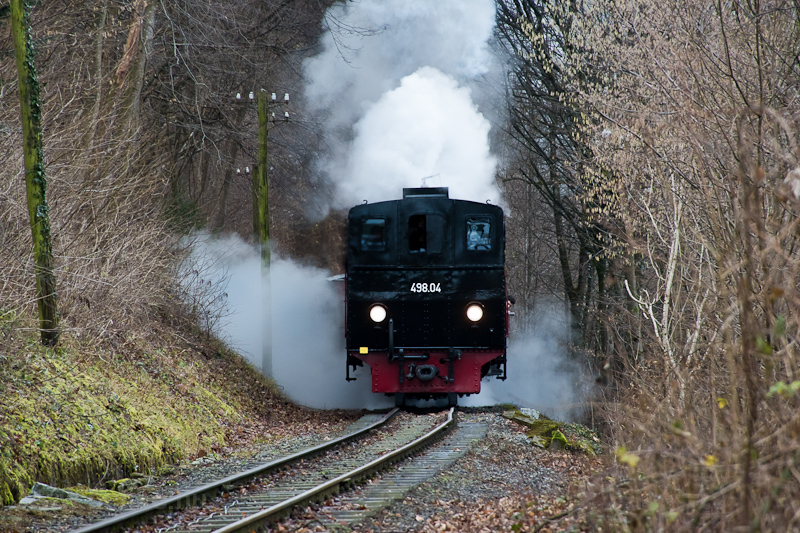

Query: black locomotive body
345 187 507 406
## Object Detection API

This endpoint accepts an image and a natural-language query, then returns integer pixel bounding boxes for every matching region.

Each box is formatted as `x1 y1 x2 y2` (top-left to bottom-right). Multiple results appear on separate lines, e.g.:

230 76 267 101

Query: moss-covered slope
0 316 300 507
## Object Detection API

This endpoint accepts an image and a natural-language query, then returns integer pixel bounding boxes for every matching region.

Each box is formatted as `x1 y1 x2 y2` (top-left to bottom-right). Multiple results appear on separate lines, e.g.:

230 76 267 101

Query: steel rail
211 407 455 533
70 408 400 533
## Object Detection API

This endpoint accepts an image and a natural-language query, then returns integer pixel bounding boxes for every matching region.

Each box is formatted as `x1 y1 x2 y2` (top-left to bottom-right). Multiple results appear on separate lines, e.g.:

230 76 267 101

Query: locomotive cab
345 187 507 406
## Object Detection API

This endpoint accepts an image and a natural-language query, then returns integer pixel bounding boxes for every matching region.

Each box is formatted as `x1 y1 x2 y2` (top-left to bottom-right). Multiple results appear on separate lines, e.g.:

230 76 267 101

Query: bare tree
496 0 616 354
0 0 331 344
570 0 800 528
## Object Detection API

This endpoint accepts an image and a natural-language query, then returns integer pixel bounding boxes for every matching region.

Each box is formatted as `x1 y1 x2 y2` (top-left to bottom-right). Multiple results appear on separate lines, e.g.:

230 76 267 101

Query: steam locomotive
345 187 507 407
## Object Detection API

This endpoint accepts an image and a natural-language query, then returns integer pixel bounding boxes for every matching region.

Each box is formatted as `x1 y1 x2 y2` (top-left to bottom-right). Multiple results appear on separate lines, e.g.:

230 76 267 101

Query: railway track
70 407 468 533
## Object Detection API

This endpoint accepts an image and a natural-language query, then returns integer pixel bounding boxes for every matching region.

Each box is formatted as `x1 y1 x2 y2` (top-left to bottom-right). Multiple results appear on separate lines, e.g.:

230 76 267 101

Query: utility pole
250 89 288 377
257 90 270 267
254 90 289 265
11 0 59 346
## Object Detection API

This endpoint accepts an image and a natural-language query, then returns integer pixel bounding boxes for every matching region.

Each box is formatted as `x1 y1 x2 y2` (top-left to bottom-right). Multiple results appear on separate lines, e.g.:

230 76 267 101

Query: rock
30 482 105 508
525 418 562 449
504 411 596 454
31 482 70 499
519 408 541 420
25 505 64 512
502 410 542 429
529 435 547 449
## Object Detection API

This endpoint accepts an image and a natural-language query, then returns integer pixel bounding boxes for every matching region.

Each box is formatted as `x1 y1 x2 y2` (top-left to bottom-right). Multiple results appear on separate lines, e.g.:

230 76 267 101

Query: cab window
466 217 492 251
361 218 386 251
408 215 427 253
409 214 445 254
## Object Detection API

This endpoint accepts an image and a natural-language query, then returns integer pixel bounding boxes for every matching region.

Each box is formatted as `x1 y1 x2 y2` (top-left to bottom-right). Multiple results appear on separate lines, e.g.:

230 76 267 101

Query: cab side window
361 218 386 251
466 217 492 251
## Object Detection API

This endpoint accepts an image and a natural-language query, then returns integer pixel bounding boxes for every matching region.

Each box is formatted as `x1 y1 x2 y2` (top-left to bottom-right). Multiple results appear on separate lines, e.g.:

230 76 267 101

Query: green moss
69 487 130 505
1 482 13 505
0 328 261 506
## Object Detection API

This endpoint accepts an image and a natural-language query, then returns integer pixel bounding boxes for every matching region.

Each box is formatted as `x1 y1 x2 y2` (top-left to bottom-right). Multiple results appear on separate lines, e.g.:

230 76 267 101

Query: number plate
409 282 442 293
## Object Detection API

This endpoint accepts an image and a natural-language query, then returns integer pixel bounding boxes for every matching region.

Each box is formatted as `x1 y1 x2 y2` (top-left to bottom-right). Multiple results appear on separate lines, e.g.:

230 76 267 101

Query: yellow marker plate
359 347 369 354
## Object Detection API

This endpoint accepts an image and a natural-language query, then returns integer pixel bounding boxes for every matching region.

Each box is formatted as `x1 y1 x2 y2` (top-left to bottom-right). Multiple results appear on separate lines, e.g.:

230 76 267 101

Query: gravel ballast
346 410 595 532
13 408 599 533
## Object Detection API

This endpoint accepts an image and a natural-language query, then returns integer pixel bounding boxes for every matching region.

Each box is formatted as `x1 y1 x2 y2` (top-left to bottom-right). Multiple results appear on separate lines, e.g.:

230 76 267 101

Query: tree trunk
212 102 247 232
81 0 108 154
11 0 59 346
115 0 156 136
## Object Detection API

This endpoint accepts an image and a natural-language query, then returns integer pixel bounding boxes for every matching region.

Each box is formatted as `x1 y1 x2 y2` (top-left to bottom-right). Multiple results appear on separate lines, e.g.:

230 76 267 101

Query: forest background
2 0 800 529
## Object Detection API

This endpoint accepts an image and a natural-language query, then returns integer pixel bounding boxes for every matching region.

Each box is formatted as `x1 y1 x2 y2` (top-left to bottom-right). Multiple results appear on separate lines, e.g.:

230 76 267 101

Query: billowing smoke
269 260 391 410
463 304 589 421
304 0 498 127
178 233 263 367
304 0 503 208
180 233 392 409
340 67 498 206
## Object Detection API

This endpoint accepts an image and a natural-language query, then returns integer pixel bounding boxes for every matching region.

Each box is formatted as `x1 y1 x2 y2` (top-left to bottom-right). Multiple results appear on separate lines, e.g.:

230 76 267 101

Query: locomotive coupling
405 363 439 381
415 365 438 381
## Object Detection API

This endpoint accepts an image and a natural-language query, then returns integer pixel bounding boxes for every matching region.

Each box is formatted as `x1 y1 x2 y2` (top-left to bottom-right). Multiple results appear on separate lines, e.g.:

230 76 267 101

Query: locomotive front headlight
466 303 484 322
369 304 388 323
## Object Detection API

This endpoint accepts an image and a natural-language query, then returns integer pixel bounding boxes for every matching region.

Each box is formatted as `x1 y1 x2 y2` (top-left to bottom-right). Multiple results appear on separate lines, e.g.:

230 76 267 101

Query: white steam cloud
341 67 498 206
304 0 502 208
464 304 589 421
269 260 392 410
181 234 392 410
304 0 497 127
179 233 263 366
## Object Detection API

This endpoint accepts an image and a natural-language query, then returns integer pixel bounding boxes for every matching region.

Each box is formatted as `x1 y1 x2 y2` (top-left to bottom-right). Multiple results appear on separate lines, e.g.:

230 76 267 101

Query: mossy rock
564 437 597 455
525 418 563 448
503 410 598 455
502 409 548 429
157 465 177 476
105 477 146 492
551 429 568 444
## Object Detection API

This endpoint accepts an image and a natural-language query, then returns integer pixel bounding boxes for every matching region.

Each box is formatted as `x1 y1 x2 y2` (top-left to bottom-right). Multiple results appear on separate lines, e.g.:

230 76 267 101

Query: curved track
70 408 456 533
